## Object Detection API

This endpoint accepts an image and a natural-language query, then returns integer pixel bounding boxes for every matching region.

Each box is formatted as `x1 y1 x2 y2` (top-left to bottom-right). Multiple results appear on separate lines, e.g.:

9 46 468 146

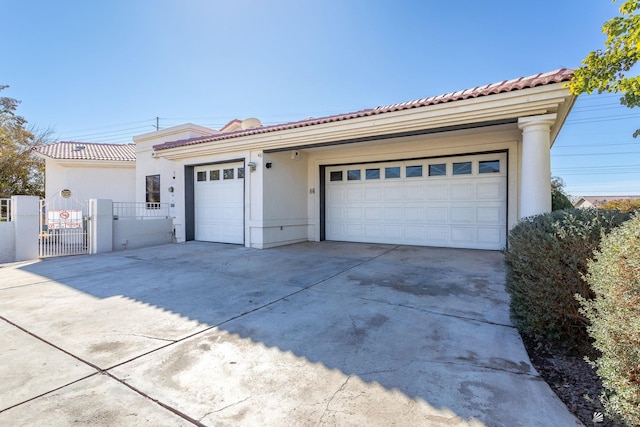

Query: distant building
574 195 640 209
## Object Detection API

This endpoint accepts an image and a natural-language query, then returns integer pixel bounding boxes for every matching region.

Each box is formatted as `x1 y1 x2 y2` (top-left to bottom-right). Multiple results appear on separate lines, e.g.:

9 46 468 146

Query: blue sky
3 0 639 197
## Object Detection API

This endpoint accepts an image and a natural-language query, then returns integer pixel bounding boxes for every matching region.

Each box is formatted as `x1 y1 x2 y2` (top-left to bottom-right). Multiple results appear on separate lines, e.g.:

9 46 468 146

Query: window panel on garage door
325 153 507 250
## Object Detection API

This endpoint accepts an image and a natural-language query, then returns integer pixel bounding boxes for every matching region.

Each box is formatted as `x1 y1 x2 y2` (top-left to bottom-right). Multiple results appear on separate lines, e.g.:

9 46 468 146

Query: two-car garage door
325 153 507 250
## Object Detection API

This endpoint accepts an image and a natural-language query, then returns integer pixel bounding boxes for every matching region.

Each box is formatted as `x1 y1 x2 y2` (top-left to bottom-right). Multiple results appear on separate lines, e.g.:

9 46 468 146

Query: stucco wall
112 218 173 251
137 123 524 249
46 160 135 202
0 222 15 263
259 151 309 247
135 126 218 243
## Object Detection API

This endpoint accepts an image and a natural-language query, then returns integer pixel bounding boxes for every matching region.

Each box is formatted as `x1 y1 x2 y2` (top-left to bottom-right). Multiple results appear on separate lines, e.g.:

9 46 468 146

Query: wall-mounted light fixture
247 161 257 172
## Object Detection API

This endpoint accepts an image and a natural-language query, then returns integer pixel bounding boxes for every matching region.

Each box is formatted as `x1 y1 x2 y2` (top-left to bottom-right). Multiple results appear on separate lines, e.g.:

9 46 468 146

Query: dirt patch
521 333 622 427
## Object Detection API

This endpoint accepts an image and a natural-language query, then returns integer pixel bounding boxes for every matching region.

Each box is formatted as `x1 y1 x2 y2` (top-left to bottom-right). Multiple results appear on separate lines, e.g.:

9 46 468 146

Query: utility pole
156 116 160 131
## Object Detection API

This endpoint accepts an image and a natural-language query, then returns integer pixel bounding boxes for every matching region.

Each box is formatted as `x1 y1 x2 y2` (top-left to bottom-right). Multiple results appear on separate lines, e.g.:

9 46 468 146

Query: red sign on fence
48 210 83 229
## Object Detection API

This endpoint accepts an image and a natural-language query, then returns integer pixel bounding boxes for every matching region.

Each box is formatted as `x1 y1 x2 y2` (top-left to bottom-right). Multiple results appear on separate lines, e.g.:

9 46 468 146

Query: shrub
504 208 630 351
579 214 640 426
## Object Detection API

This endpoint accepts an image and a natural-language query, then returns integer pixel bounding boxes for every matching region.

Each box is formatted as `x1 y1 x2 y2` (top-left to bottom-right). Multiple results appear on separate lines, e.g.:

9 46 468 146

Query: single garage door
325 153 507 250
194 162 245 244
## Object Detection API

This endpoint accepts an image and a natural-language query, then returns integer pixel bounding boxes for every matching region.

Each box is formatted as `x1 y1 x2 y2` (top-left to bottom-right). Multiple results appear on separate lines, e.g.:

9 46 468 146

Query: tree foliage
552 189 574 210
551 176 573 210
599 198 640 212
568 0 640 134
0 85 48 198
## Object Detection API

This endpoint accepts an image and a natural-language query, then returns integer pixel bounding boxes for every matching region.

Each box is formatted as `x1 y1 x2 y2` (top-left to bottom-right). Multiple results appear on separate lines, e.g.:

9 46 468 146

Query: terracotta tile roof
34 142 136 161
577 195 640 206
154 68 574 151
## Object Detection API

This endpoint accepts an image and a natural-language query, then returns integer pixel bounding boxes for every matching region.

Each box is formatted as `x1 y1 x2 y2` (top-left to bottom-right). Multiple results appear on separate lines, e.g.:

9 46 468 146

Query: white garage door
325 153 507 250
194 162 245 244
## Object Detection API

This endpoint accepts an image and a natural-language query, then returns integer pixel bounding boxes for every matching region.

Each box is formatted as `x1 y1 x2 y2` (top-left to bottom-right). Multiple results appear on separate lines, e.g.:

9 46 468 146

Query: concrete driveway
0 242 580 426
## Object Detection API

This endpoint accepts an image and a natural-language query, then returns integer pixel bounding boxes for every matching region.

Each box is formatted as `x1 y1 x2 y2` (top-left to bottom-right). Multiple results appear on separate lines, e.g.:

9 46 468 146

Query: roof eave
52 158 136 168
155 83 574 160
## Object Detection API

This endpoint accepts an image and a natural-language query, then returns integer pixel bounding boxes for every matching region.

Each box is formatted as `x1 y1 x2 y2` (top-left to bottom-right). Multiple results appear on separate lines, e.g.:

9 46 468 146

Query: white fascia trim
55 159 136 168
157 84 574 160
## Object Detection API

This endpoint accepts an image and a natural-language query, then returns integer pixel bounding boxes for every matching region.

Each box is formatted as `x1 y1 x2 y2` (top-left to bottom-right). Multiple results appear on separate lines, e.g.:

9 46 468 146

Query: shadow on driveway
0 242 580 426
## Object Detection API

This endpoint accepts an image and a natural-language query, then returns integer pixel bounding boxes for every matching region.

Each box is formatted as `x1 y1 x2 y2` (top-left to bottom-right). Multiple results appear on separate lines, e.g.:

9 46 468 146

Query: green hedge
504 208 630 351
580 214 640 426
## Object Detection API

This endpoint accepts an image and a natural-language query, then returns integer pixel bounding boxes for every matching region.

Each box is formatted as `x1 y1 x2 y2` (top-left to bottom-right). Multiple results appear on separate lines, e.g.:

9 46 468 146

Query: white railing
0 199 11 222
113 202 170 220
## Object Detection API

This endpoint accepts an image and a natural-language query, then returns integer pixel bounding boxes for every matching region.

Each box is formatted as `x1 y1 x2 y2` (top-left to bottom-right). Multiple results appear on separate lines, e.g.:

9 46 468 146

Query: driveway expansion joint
0 315 103 373
0 373 99 414
0 315 204 425
105 371 205 426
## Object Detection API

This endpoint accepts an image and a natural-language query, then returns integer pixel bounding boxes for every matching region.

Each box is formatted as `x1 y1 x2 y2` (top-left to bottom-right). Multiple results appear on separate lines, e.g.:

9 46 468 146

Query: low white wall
112 218 173 251
0 222 15 263
258 224 308 249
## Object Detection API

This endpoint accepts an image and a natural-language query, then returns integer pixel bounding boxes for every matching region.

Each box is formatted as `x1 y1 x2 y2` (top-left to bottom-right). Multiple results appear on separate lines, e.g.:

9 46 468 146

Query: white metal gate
39 195 90 258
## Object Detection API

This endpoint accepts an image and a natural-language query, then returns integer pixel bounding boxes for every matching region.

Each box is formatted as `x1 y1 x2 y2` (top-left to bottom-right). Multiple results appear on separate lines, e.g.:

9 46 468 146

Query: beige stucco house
133 68 577 250
33 142 136 202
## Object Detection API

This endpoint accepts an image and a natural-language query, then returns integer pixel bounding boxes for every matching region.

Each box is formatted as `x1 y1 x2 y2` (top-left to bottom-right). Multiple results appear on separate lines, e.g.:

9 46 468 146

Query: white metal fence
0 198 11 222
39 197 90 258
113 202 170 219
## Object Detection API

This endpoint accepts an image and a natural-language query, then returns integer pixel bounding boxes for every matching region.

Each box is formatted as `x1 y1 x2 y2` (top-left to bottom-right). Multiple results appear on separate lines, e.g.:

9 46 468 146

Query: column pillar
518 114 556 219
89 199 113 254
12 195 40 261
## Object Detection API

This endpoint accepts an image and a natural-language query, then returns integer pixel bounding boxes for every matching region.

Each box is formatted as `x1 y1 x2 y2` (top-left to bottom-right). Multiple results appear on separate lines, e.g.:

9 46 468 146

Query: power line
565 113 640 125
553 142 638 149
553 151 640 157
63 125 153 140
61 119 156 134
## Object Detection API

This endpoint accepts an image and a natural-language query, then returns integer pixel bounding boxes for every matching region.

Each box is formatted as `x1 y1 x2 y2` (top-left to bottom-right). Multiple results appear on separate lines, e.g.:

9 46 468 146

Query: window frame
384 166 401 179
406 165 423 178
347 169 361 181
365 168 380 180
330 171 343 182
452 161 472 176
479 160 500 174
145 174 161 209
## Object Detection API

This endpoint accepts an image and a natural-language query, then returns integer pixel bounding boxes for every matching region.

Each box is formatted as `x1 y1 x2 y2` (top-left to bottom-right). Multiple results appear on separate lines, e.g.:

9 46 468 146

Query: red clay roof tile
154 68 574 151
34 142 136 161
